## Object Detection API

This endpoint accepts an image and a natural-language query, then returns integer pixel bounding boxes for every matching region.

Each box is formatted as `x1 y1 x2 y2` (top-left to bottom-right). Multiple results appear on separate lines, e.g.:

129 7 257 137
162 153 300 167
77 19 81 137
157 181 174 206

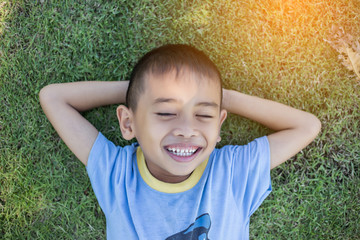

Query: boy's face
130 69 227 183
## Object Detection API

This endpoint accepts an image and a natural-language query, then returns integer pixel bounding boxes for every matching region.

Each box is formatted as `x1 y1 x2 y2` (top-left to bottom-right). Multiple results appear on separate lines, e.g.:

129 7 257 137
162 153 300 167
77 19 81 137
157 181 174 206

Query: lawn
1 0 359 239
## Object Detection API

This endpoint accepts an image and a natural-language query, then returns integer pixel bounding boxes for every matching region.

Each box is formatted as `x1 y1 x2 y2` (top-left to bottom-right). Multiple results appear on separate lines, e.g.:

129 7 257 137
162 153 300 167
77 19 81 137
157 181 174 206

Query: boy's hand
39 81 129 165
222 89 321 169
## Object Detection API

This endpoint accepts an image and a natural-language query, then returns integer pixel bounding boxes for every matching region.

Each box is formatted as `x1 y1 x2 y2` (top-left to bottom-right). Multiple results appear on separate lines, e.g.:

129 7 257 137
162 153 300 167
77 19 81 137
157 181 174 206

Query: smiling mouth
166 147 199 156
164 145 202 161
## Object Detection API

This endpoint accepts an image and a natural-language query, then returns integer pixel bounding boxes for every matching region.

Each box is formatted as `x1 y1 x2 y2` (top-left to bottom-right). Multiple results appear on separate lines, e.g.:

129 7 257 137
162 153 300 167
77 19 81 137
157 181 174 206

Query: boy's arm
39 81 129 165
222 89 321 169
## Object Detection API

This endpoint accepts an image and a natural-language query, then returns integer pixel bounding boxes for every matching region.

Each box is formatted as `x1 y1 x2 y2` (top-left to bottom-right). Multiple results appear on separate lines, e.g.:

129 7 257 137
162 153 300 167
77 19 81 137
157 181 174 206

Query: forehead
143 69 221 101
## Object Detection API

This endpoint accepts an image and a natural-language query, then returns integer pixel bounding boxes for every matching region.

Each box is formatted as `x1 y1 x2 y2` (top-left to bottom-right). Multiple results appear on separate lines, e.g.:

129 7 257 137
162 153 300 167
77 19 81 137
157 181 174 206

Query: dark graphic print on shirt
166 213 211 240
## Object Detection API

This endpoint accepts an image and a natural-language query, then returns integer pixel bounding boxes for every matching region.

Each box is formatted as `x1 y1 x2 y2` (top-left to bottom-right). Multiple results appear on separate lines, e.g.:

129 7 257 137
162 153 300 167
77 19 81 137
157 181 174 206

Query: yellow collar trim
136 147 208 193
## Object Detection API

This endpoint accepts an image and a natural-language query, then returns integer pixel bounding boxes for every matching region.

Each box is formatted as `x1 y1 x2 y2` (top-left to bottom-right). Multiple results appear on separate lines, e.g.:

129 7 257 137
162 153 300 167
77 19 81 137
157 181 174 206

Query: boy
39 44 321 239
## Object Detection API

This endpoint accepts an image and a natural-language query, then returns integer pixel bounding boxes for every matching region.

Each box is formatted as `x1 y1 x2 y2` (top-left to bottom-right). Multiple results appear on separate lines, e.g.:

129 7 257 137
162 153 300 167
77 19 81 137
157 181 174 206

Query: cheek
142 118 169 139
196 121 221 138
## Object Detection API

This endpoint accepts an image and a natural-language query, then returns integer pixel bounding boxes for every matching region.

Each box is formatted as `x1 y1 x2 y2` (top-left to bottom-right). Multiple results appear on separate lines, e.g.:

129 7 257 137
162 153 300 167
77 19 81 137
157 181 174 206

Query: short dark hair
126 44 222 112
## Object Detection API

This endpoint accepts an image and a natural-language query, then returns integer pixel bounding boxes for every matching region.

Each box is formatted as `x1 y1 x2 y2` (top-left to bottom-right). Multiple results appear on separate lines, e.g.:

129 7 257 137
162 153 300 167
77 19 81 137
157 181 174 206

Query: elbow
39 86 47 106
39 86 47 104
39 85 51 107
312 115 322 135
306 114 322 140
39 84 59 108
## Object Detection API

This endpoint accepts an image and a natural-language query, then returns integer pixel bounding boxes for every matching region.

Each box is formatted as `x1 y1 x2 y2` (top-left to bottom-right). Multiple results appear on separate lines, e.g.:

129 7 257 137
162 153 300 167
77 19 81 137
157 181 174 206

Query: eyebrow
196 101 219 108
153 98 219 108
153 98 177 104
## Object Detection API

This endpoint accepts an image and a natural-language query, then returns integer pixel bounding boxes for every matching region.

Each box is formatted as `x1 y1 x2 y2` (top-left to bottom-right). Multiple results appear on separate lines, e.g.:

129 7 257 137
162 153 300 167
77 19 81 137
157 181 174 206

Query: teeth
167 147 198 157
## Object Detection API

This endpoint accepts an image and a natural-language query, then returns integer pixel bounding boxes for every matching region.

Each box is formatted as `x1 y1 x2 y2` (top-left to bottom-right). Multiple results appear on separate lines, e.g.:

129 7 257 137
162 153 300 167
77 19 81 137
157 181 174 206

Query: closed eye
156 113 176 117
196 115 213 118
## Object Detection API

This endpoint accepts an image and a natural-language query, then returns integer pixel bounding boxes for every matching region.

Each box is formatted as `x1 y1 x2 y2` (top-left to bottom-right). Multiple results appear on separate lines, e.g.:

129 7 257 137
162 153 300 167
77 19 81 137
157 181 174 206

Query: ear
116 105 136 140
217 109 228 143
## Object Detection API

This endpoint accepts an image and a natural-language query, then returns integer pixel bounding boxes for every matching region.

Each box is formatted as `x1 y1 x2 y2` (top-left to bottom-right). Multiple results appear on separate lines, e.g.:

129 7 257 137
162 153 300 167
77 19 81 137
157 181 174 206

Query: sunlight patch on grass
172 2 212 33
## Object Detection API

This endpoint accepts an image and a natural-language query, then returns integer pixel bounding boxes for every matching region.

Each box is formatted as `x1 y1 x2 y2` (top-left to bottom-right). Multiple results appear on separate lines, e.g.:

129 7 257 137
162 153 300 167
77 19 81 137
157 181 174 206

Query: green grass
1 0 359 239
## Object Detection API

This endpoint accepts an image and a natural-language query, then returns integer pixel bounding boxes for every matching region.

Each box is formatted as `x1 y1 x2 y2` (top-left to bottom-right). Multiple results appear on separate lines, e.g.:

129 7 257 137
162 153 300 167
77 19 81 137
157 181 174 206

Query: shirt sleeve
231 136 272 217
86 132 127 215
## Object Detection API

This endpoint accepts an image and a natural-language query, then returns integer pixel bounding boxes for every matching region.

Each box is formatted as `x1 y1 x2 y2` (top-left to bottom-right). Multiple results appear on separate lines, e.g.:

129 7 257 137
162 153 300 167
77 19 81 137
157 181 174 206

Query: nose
173 116 199 138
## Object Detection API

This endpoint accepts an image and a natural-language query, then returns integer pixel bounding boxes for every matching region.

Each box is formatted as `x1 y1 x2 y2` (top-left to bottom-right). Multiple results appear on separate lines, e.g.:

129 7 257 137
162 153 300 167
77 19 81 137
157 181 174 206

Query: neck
146 162 192 183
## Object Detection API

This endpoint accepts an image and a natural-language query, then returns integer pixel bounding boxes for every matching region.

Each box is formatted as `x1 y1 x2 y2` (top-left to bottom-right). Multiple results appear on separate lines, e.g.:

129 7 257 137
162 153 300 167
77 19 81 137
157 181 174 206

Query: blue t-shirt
86 132 271 239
